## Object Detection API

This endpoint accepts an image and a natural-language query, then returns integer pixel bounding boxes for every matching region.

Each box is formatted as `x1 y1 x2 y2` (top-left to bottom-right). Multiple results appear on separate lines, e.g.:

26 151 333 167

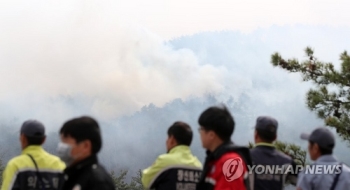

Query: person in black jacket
57 116 115 190
249 116 298 190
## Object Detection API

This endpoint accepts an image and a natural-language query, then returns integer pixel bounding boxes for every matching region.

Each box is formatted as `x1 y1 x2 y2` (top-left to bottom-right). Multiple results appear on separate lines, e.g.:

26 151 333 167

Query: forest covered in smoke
1 26 350 183
1 2 350 188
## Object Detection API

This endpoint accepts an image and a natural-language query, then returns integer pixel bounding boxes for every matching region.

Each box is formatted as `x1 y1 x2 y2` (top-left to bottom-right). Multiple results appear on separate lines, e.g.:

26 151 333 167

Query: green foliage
0 157 4 187
271 47 350 144
110 170 129 190
110 169 144 190
248 142 254 149
128 170 144 190
274 141 307 166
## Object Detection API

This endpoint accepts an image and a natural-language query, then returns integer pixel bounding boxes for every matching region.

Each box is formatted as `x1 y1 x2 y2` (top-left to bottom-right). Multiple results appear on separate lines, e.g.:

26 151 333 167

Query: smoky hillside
1 26 350 179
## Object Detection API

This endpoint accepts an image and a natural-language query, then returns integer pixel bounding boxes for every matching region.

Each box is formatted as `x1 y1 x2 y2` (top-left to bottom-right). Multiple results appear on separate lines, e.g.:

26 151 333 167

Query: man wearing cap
297 127 350 190
1 120 66 190
249 116 298 190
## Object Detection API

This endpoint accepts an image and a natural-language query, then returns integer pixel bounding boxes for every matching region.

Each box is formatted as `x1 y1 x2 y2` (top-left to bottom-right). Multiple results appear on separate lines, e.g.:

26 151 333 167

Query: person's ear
273 134 277 142
41 136 46 145
208 130 216 140
314 143 320 153
83 140 92 154
308 142 312 151
309 142 319 154
254 130 258 140
20 134 28 148
170 135 177 146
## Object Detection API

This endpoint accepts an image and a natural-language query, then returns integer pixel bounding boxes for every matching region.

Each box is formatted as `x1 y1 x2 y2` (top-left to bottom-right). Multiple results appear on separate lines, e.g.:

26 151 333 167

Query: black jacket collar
205 141 252 165
206 141 235 160
64 155 98 175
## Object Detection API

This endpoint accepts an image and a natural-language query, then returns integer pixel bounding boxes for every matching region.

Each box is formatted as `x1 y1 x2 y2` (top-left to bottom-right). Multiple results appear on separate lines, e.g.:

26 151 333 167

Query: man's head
166 121 193 152
20 120 46 149
300 127 335 161
198 105 235 151
254 116 278 144
58 116 102 166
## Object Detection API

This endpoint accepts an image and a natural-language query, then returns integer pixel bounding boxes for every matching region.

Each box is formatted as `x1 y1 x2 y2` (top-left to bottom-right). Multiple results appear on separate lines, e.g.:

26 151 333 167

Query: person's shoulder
275 150 293 161
249 147 255 151
43 151 66 169
4 154 33 173
192 156 203 168
89 164 115 182
7 154 29 166
341 163 350 173
91 164 109 176
158 152 172 159
7 155 23 163
217 151 245 165
156 152 179 164
338 164 350 186
249 146 260 156
156 152 203 171
45 152 63 162
86 164 115 190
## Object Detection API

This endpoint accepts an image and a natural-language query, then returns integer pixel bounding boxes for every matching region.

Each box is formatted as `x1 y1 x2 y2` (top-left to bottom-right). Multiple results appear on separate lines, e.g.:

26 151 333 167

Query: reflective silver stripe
205 177 216 185
16 167 64 173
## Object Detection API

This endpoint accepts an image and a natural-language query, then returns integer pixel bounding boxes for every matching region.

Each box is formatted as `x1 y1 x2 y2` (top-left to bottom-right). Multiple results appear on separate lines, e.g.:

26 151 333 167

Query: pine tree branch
271 47 350 146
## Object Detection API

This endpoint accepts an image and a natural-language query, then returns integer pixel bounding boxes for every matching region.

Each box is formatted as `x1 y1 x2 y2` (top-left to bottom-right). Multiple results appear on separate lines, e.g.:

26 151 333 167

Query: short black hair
26 136 45 145
309 141 333 155
167 122 193 146
256 128 276 143
198 105 235 142
60 116 102 154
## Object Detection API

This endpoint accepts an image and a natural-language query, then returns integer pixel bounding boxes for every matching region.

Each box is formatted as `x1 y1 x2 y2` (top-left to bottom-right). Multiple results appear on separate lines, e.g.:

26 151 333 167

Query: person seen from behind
1 120 65 190
249 116 298 190
142 121 202 190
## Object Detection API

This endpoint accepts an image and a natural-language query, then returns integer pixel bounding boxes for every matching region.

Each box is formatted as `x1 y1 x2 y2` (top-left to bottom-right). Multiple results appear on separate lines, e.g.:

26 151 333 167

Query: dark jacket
196 141 252 190
62 155 115 190
250 143 298 190
148 166 202 190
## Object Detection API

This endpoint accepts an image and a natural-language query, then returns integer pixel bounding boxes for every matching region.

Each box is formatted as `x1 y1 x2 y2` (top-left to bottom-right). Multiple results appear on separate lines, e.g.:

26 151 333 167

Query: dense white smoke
0 1 240 126
1 1 350 176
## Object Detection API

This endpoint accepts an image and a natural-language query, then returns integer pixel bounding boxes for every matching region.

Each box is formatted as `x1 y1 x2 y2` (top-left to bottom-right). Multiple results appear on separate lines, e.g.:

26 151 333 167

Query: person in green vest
1 120 65 190
142 121 202 190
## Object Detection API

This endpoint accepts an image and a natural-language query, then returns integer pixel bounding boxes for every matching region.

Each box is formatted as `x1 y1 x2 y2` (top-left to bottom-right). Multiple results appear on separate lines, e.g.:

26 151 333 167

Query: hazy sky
2 0 350 40
113 0 350 39
1 0 350 173
1 0 350 127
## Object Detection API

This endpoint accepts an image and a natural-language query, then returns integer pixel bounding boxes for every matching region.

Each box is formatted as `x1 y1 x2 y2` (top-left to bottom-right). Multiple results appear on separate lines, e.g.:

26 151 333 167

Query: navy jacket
250 143 298 190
